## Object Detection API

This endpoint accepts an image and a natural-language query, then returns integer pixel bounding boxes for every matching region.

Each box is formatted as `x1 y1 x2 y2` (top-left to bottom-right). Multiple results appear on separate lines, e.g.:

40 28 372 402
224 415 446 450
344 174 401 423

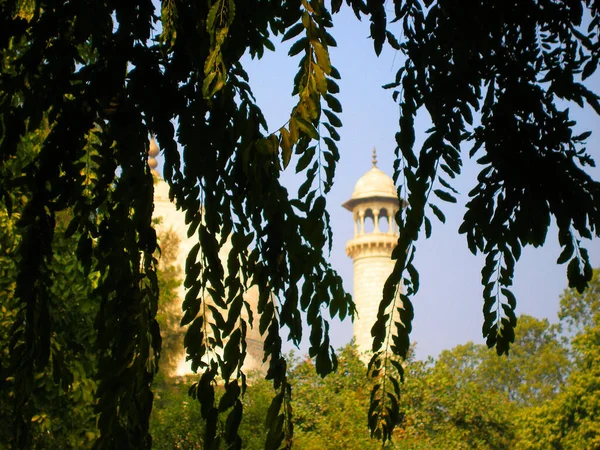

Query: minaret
148 138 265 376
342 148 401 359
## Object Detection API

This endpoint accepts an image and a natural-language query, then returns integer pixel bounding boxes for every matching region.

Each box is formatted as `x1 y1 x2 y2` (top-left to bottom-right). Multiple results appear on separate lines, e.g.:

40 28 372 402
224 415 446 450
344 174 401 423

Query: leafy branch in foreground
1 0 599 448
369 0 600 442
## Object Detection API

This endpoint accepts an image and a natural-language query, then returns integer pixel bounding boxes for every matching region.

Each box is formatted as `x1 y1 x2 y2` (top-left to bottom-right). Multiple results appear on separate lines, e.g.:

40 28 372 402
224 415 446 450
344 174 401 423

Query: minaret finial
372 147 377 167
148 136 160 178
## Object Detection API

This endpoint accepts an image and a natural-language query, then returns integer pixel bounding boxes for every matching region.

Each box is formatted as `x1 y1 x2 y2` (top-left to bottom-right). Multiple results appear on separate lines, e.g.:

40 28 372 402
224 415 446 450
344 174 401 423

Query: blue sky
242 7 600 359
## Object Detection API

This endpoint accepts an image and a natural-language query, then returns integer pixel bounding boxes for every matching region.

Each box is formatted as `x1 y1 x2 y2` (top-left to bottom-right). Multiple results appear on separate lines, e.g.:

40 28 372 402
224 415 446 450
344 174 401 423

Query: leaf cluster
2 0 600 448
0 210 100 449
369 0 600 441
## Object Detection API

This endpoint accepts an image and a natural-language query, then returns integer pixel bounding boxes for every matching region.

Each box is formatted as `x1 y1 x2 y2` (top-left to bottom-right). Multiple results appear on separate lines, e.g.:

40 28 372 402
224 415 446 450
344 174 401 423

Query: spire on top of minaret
372 146 377 167
148 137 160 178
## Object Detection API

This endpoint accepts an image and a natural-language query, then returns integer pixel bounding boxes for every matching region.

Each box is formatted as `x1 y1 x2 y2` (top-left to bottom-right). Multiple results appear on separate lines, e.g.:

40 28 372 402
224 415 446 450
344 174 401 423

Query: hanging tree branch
1 0 600 448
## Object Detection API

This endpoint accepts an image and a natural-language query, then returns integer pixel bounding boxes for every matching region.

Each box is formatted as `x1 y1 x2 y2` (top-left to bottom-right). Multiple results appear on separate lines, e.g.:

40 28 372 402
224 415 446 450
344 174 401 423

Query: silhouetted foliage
1 0 599 447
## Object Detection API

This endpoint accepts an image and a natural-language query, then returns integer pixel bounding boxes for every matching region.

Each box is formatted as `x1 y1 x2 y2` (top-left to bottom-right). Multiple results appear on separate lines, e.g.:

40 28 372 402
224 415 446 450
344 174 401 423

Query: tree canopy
149 282 600 450
1 0 600 448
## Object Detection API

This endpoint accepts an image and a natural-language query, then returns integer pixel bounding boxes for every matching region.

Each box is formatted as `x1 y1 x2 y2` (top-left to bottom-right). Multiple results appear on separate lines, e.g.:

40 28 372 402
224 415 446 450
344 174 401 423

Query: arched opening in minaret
363 208 375 233
378 209 389 233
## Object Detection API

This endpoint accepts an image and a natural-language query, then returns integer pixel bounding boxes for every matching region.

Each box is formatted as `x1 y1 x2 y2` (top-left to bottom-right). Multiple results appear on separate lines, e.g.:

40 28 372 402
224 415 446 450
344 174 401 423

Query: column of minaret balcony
373 208 380 233
359 210 365 236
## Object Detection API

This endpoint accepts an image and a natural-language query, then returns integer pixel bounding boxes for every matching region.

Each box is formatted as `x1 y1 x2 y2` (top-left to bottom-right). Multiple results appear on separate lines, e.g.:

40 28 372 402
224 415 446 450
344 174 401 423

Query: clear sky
242 7 600 360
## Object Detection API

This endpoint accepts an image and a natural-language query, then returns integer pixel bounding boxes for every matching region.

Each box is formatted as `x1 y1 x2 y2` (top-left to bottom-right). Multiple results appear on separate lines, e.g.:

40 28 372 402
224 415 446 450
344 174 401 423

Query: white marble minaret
149 139 265 376
343 148 401 359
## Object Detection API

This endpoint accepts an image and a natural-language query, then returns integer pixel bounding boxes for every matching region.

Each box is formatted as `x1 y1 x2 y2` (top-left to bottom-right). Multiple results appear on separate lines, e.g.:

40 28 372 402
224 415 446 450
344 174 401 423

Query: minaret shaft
351 249 396 356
